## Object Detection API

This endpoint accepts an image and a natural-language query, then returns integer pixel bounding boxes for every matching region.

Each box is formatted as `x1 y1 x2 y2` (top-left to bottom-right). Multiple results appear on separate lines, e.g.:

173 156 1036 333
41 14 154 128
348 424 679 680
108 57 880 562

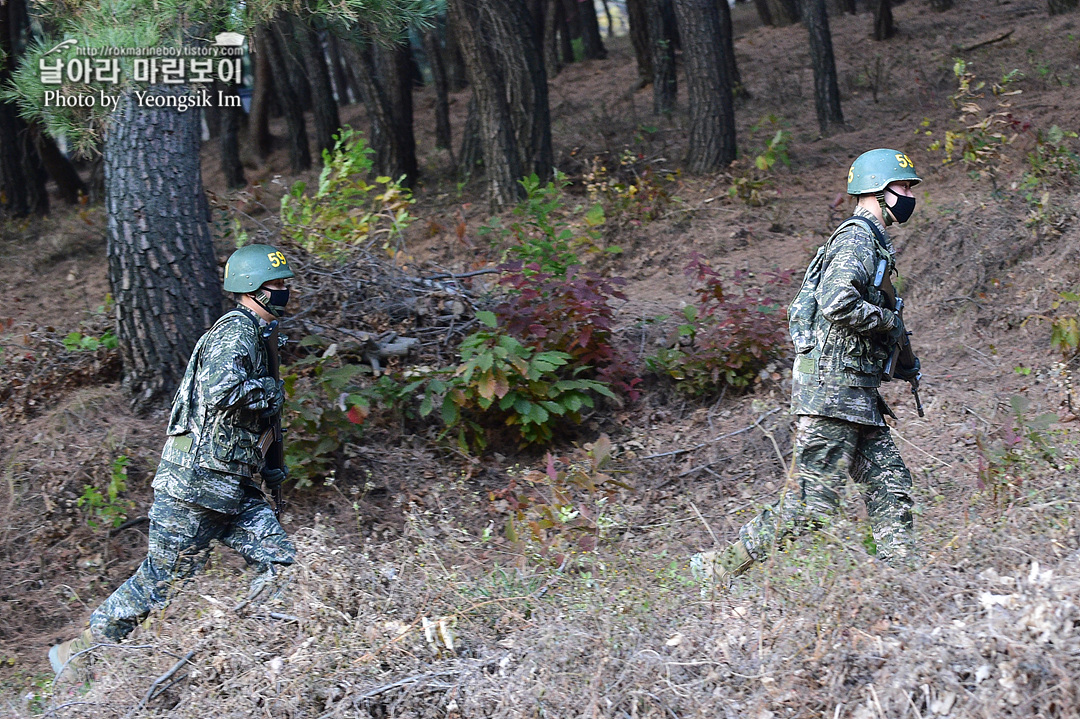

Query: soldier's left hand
262 465 289 489
895 355 920 381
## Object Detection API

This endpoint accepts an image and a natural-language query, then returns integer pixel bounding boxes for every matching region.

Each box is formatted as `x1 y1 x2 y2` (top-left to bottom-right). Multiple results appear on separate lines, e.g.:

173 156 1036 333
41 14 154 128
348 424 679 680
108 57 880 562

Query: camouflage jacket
152 306 281 512
790 206 898 426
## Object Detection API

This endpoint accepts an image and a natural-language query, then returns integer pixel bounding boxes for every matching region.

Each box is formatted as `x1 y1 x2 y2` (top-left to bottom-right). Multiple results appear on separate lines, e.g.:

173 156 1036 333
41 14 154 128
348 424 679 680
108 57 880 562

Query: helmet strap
875 191 894 227
252 288 284 318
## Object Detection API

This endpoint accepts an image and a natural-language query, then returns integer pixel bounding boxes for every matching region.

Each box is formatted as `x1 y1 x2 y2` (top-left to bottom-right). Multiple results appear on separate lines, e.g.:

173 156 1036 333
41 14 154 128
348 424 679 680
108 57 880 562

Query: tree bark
326 35 353 104
627 0 653 84
557 0 575 64
671 0 736 172
446 0 553 206
424 28 454 150
717 0 743 95
248 27 274 159
544 0 564 78
801 0 843 134
561 0 583 46
1048 0 1078 14
0 0 48 217
218 82 247 188
444 16 470 91
32 125 86 204
752 0 774 25
459 93 484 176
768 0 800 24
873 0 894 40
645 0 677 114
265 16 312 172
602 0 615 36
836 0 856 12
104 88 222 409
579 0 608 59
292 18 341 159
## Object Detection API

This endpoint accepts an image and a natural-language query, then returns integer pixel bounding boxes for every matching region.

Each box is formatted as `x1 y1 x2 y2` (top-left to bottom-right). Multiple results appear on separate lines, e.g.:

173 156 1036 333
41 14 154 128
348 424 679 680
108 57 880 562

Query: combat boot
48 628 99 680
691 540 755 588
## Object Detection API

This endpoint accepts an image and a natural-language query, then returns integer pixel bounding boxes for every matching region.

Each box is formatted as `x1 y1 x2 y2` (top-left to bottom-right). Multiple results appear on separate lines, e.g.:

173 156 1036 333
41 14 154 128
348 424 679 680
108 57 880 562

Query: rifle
257 319 287 517
874 259 925 418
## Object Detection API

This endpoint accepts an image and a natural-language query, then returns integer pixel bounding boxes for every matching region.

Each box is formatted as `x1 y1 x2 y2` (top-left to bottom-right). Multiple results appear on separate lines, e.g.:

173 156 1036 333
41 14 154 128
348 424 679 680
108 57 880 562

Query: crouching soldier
692 149 924 588
50 244 297 675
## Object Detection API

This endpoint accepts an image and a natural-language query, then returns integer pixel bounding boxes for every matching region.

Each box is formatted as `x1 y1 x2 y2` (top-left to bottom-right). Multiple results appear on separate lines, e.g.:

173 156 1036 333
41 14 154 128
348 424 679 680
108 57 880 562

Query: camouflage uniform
89 307 294 641
737 206 915 564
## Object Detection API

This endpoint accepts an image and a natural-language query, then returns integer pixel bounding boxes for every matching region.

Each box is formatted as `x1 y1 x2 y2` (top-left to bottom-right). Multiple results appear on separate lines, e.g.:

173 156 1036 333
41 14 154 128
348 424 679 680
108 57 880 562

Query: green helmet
847 148 922 195
223 244 294 293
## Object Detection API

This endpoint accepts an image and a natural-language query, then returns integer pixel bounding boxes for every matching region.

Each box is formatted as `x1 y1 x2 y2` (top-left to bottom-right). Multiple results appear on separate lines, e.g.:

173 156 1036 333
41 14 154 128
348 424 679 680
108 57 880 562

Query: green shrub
280 126 413 261
78 455 133 529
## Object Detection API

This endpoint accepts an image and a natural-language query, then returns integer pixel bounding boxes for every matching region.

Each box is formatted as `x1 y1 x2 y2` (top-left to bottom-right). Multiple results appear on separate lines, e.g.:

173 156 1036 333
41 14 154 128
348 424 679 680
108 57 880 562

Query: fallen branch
125 649 197 718
959 29 1013 53
640 408 783 460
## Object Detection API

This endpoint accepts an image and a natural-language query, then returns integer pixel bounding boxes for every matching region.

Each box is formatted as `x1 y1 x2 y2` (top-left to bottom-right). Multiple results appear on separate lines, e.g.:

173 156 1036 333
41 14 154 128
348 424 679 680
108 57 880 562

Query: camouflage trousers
89 488 294 641
738 415 914 564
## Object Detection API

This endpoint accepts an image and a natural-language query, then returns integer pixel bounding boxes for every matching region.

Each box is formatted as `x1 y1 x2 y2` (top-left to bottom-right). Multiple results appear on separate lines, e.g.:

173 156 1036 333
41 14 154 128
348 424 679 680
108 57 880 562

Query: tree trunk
1048 0 1077 14
0 0 48 217
447 0 553 206
873 0 894 40
557 0 575 64
579 0 608 59
716 0 743 95
293 18 341 159
602 0 615 36
218 82 247 189
544 0 564 78
104 88 222 409
561 0 583 46
671 0 736 172
645 0 677 114
836 0 856 12
265 16 312 172
752 0 774 25
444 16 470 91
424 29 453 150
248 27 274 159
768 0 800 24
459 93 484 176
341 39 418 186
32 125 86 204
627 0 653 84
802 0 843 134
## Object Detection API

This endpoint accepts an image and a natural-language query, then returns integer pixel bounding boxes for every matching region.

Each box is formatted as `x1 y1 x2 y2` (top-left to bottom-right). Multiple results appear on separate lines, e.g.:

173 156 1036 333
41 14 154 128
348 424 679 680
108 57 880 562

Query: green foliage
1024 289 1080 358
647 257 792 396
583 151 679 226
77 454 133 529
481 172 616 278
62 330 118 352
1021 125 1080 192
976 396 1064 506
494 436 629 562
280 126 413 261
728 116 791 206
419 312 617 450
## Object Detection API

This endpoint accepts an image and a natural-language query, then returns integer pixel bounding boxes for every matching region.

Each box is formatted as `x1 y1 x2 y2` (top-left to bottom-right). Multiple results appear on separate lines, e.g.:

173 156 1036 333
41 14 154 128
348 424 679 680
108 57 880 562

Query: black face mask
255 288 290 317
887 193 916 224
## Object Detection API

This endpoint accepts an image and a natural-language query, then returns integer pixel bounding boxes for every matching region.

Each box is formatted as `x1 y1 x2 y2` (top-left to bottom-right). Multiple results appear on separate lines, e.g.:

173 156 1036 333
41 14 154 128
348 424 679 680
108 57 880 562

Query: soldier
692 149 923 587
49 244 296 675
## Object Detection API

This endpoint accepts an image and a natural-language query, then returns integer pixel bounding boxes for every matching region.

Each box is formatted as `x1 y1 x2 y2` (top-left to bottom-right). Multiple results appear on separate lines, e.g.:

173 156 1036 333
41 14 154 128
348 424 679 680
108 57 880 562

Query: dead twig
124 648 197 718
641 408 782 460
959 29 1013 53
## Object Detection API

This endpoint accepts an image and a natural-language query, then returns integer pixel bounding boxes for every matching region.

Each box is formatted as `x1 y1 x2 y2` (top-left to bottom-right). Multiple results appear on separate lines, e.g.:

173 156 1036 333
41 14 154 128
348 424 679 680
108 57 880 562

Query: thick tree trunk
459 93 484 176
802 0 843 134
104 88 221 409
544 0 564 78
645 0 677 114
1048 0 1077 14
293 18 341 159
557 0 575 64
424 29 454 150
248 28 274 159
752 0 774 25
447 0 553 206
561 0 583 46
717 0 743 95
218 82 247 188
873 0 894 39
444 17 470 91
626 0 653 85
265 16 312 171
671 0 736 172
32 125 86 204
579 0 608 59
327 35 353 104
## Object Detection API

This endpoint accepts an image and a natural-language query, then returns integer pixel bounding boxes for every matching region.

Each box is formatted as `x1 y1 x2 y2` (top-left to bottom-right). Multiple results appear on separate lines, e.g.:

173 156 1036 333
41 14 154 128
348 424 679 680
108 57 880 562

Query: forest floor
3 1 1080 717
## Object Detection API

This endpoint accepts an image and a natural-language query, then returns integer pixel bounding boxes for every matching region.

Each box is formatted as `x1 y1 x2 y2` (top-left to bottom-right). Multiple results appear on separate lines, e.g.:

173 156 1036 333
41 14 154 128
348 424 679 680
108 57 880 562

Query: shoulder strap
839 215 888 252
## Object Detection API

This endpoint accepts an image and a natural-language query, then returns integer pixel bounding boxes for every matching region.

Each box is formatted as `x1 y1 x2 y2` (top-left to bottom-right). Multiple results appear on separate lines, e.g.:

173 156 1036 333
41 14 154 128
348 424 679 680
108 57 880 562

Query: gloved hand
883 309 906 346
262 379 286 418
895 355 921 382
262 465 289 489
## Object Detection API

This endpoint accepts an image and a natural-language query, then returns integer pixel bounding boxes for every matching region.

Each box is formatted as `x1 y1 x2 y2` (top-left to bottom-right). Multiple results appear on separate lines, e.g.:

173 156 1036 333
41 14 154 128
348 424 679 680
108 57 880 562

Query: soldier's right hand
262 379 286 417
883 309 906 345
